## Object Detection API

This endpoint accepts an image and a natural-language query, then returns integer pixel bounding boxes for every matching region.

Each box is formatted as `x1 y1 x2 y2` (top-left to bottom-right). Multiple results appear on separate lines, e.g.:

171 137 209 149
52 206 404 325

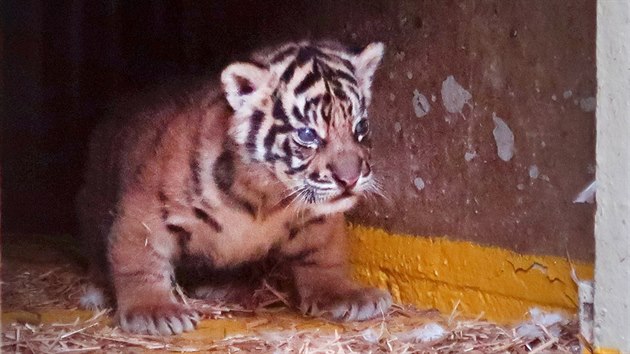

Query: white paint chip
406 71 413 80
412 89 431 118
413 177 425 191
394 122 402 133
529 165 540 179
492 113 515 161
464 150 477 162
441 75 472 114
573 180 597 204
579 96 596 112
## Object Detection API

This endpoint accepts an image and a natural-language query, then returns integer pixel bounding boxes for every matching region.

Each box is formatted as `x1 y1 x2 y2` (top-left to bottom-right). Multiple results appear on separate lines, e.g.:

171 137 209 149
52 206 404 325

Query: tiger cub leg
108 205 199 335
285 215 392 321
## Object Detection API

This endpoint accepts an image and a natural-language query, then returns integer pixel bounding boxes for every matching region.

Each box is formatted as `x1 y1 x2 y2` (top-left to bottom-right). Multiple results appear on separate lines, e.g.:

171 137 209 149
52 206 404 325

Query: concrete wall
3 1 595 261
594 1 630 352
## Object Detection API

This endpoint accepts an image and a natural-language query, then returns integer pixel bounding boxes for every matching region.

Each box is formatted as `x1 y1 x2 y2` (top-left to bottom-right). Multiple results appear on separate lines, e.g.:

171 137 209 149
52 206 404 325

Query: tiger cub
76 40 391 335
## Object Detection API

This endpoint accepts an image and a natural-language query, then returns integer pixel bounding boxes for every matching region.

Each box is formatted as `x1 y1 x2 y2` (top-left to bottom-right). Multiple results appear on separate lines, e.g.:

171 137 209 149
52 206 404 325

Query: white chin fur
310 195 358 215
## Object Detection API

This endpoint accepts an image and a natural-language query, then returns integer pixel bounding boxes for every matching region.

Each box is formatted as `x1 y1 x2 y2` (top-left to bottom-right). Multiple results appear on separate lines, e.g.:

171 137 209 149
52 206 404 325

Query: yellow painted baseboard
347 224 593 324
592 349 621 354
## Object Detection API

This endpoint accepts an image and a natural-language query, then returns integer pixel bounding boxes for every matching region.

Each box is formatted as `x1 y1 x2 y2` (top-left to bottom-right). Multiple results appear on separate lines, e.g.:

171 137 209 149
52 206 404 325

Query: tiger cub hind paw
300 287 392 322
118 303 200 335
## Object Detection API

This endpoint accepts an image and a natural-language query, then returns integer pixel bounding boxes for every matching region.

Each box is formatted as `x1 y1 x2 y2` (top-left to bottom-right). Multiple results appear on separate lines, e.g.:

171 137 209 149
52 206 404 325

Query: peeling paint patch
440 75 472 114
492 113 515 161
529 165 540 179
579 96 596 112
412 90 431 118
394 122 402 133
413 177 425 191
464 150 477 162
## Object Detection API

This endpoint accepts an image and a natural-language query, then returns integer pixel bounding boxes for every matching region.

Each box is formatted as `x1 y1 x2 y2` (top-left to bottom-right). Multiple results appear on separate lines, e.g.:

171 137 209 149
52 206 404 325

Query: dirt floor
1 234 583 353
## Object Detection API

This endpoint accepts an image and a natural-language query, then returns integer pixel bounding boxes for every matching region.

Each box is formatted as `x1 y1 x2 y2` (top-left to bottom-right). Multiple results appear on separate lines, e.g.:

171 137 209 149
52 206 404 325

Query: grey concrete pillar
594 1 630 352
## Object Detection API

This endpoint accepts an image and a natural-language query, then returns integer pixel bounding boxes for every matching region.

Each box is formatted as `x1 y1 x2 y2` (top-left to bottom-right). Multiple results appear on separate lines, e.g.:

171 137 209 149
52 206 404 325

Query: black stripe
248 60 267 69
320 95 332 123
212 149 257 218
281 139 294 164
305 95 322 113
271 46 297 63
292 106 305 122
213 150 235 193
286 162 309 175
193 207 222 233
157 191 168 202
308 172 327 184
167 224 192 242
264 124 293 151
294 71 320 95
333 87 348 100
304 216 325 227
287 216 325 240
239 200 256 218
280 61 297 82
339 58 355 73
272 99 289 123
322 93 331 105
295 46 317 65
284 248 318 265
334 69 357 85
189 155 201 195
346 85 361 105
167 224 193 256
246 110 265 154
264 151 280 162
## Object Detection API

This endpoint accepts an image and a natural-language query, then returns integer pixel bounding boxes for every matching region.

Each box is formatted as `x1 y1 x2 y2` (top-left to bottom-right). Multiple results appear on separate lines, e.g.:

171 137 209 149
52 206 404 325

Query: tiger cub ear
221 62 271 111
353 42 385 98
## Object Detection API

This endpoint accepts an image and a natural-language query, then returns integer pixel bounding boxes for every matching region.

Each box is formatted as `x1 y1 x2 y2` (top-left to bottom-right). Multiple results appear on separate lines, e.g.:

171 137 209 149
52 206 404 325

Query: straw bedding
2 237 583 353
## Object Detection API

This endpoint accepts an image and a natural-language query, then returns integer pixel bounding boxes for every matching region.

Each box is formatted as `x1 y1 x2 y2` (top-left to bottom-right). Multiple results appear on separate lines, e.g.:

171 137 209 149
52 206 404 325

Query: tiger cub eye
296 127 319 146
355 119 369 137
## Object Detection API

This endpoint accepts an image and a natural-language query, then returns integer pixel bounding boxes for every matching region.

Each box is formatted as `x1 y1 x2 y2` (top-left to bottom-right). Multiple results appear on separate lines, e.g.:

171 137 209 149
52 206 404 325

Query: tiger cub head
221 41 384 214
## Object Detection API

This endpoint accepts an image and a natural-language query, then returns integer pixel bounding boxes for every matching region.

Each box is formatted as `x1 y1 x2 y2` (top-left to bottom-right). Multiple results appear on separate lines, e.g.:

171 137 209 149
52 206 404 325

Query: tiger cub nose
330 154 363 188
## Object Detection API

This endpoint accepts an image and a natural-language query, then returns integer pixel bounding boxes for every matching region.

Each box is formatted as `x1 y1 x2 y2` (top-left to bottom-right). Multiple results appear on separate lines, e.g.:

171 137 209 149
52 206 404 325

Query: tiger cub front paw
300 287 392 322
118 303 200 335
